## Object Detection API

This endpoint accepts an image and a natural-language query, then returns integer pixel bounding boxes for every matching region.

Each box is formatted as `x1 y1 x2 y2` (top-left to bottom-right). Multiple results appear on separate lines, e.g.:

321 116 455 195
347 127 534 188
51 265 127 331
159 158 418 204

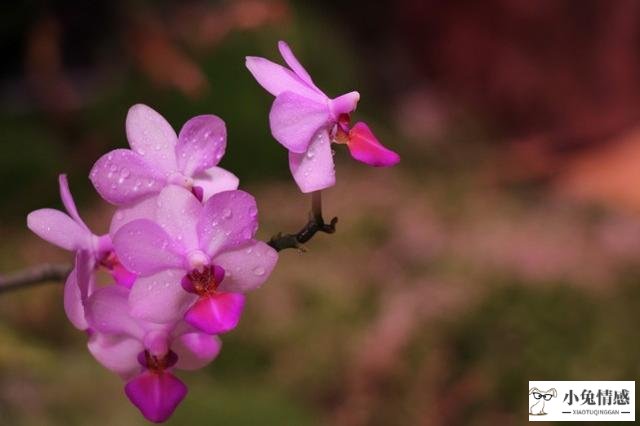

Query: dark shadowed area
1 1 639 425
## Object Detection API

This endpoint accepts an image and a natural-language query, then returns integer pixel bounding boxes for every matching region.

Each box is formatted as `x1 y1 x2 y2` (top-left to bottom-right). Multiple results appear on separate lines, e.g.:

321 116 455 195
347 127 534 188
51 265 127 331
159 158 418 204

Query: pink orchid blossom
26 175 136 301
245 41 400 193
90 104 239 206
112 186 278 334
85 284 221 423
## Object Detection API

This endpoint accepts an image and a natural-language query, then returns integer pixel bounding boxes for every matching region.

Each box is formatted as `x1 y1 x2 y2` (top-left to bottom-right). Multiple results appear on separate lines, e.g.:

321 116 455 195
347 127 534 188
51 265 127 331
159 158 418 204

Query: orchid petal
27 208 91 251
88 333 144 379
347 122 400 167
277 40 316 88
245 56 326 102
64 250 94 330
155 186 201 250
126 104 178 173
64 271 87 330
129 269 197 324
176 115 227 176
184 293 245 335
269 91 330 153
58 174 88 230
330 91 360 116
109 195 158 235
125 370 187 423
113 219 185 276
197 190 259 257
173 333 222 371
288 129 336 193
216 241 278 293
192 167 239 202
86 286 145 338
90 149 166 206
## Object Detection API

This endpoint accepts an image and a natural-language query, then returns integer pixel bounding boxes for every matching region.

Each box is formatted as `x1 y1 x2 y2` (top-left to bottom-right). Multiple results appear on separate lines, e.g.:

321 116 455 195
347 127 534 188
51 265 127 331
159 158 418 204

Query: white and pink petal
88 333 144 380
192 167 239 202
197 190 259 257
113 219 185 276
269 91 331 153
176 115 227 176
245 56 326 103
129 269 197 325
215 241 278 293
288 129 336 193
27 208 91 252
173 333 222 371
154 186 201 250
126 104 178 173
90 149 166 206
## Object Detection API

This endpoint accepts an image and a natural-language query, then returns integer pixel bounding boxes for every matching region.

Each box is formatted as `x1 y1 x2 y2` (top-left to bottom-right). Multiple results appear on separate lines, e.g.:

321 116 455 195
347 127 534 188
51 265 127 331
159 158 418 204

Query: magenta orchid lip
25 40 400 423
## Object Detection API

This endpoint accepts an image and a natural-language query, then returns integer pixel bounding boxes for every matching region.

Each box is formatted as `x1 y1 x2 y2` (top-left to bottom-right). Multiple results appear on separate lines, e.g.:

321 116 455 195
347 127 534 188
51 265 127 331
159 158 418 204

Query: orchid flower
90 104 239 206
26 175 136 311
112 185 278 334
245 41 400 193
85 284 221 423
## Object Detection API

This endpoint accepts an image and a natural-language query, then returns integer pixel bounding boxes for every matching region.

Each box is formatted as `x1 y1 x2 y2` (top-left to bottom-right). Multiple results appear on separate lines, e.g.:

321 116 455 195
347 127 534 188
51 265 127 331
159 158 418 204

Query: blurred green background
2 0 640 425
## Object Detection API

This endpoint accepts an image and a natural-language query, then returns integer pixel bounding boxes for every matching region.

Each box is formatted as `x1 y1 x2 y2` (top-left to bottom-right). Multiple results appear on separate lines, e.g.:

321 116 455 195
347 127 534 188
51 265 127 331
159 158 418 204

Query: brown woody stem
266 191 338 252
0 263 72 294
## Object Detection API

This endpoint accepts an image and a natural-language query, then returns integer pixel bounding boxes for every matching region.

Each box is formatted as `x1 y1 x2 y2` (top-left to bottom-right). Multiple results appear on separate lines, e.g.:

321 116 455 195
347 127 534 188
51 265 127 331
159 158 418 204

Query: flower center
332 113 351 144
138 350 178 373
98 250 137 287
181 264 225 296
168 172 194 188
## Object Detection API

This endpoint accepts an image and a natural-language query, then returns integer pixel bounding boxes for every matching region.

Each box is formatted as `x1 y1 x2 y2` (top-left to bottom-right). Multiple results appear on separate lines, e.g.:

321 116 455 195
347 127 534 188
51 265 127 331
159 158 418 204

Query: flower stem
267 190 338 252
0 263 71 294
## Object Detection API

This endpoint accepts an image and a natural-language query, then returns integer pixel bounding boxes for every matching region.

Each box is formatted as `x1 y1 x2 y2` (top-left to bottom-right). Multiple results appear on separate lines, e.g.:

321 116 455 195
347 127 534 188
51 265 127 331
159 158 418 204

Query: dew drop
252 266 265 276
221 208 232 219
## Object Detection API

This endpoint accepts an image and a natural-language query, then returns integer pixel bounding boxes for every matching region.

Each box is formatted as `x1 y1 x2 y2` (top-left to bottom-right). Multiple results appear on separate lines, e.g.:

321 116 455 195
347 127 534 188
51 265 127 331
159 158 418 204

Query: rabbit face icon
529 387 557 415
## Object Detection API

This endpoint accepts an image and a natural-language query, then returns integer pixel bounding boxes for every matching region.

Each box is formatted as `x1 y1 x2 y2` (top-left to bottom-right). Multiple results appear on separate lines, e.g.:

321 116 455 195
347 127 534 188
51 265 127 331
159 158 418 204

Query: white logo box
528 381 635 422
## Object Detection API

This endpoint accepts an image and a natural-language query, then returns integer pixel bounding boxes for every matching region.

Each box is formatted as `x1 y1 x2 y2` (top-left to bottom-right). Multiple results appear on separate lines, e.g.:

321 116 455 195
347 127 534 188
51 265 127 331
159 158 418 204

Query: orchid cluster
26 41 398 423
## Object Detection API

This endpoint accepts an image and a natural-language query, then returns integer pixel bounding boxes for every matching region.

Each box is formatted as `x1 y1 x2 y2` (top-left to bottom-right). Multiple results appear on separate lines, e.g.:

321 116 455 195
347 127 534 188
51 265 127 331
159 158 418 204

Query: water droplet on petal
252 266 265 276
221 208 232 219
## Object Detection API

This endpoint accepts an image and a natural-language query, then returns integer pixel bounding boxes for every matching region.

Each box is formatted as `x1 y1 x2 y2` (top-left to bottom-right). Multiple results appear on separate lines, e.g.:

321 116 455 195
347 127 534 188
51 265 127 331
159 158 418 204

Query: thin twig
267 191 338 252
0 263 72 294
